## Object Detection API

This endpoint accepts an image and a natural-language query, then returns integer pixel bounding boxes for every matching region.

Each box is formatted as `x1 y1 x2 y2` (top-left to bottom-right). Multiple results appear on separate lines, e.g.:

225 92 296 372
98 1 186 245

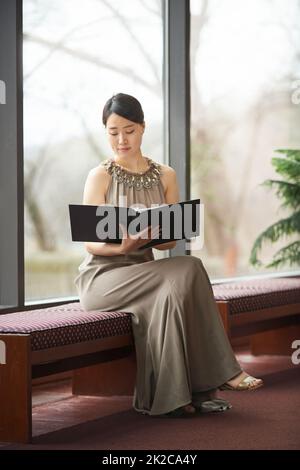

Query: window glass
190 0 300 278
23 0 164 301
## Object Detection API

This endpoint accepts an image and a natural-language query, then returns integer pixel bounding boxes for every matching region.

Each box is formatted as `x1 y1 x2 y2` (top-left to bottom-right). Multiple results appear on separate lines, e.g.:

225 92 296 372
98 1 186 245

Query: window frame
0 0 191 313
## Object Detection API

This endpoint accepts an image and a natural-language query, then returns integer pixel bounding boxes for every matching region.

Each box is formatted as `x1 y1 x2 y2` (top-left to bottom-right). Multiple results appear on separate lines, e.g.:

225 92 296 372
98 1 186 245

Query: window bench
213 275 300 355
0 305 135 443
0 275 299 443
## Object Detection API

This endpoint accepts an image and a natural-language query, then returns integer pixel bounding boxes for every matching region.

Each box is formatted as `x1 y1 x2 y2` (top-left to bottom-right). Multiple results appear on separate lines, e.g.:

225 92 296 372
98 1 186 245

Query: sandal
211 398 232 410
194 398 232 413
219 374 263 391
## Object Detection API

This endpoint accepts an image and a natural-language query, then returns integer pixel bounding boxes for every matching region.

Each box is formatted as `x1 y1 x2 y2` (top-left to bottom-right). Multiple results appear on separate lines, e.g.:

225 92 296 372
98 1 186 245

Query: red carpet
1 352 300 450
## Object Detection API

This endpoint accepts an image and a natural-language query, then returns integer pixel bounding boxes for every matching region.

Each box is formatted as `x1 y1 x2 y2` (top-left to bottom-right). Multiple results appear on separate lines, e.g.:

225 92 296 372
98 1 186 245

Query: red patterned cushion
212 276 300 314
0 302 132 351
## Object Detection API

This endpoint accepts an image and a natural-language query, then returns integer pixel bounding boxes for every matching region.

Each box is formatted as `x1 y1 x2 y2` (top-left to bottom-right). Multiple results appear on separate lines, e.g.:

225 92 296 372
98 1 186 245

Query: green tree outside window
250 149 300 269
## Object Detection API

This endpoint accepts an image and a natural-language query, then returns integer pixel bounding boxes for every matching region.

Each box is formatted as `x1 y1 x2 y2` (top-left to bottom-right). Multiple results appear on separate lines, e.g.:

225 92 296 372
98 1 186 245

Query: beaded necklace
102 156 162 190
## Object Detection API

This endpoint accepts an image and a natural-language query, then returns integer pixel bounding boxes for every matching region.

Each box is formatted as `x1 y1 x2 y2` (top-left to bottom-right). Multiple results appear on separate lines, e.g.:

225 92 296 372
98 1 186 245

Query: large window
190 0 300 278
23 0 164 302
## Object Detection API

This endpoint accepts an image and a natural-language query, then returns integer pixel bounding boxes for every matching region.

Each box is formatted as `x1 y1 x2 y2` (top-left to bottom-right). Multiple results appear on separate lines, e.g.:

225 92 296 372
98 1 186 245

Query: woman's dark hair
102 93 144 127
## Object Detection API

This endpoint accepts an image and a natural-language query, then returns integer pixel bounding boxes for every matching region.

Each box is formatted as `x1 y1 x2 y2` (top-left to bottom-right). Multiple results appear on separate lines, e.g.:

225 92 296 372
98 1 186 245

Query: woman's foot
219 371 263 391
192 390 232 413
196 399 232 413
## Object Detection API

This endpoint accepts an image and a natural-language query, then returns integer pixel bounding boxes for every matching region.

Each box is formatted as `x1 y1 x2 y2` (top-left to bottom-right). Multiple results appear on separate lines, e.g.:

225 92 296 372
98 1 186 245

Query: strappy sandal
219 375 264 391
211 398 232 410
194 398 232 413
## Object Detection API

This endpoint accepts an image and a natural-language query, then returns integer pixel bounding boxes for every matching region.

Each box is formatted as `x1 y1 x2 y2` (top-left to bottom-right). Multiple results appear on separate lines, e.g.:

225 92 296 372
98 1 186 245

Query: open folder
69 198 200 249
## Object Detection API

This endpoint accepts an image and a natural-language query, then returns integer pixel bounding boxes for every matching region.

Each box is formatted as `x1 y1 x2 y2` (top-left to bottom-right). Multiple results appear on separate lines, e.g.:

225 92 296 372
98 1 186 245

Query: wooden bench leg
0 334 32 443
72 351 137 396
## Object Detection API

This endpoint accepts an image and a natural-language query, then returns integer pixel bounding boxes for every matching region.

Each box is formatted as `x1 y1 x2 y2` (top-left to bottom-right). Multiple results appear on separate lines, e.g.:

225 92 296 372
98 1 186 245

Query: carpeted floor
1 351 300 450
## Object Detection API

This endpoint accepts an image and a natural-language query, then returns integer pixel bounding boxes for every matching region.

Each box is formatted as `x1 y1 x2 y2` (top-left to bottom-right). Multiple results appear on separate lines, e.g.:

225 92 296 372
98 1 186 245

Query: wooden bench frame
217 300 300 354
0 332 134 443
1 299 299 444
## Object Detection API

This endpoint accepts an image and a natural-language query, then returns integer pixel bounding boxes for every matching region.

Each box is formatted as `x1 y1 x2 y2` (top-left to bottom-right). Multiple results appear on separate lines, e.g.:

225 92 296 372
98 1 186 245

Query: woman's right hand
119 223 161 255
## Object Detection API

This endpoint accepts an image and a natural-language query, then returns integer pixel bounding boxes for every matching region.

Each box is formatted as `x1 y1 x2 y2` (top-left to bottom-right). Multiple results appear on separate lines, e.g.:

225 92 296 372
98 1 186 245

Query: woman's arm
154 240 177 250
154 166 180 251
82 167 124 256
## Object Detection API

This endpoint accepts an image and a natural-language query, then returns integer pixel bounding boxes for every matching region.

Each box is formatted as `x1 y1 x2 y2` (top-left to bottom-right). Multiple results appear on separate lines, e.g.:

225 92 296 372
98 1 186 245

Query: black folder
69 198 200 249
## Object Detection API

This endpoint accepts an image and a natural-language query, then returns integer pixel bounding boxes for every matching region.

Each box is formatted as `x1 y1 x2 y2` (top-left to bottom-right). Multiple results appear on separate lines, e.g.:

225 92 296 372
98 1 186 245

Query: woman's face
106 112 145 158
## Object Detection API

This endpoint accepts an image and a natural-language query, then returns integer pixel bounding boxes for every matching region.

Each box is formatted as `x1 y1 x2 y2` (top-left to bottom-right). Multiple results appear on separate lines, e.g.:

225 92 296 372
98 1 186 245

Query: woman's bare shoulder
156 162 177 194
87 160 111 181
83 163 111 205
158 162 176 175
84 161 112 197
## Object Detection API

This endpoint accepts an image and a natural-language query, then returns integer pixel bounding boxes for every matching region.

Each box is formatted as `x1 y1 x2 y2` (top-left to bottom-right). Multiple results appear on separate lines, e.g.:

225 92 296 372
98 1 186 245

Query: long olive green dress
74 157 242 416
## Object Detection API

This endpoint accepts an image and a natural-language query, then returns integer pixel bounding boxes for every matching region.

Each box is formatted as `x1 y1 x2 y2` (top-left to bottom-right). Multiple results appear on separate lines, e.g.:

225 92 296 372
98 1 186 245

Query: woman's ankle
183 403 196 413
192 389 218 406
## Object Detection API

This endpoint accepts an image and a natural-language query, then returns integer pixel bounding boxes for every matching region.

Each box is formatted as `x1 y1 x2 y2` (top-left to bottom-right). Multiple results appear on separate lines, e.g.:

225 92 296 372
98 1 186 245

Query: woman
74 93 263 418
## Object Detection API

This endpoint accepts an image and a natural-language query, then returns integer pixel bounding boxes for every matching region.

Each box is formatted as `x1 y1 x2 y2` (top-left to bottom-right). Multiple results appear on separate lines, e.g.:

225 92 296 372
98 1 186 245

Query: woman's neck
113 153 148 172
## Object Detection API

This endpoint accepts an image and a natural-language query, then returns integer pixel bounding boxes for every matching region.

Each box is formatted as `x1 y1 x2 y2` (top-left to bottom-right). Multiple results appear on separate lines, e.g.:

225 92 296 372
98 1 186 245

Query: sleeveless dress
74 156 242 416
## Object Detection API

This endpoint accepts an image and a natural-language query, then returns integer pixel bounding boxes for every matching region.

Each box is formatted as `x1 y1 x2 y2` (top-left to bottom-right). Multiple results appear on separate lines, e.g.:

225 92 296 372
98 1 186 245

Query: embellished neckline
102 156 162 190
109 156 152 175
